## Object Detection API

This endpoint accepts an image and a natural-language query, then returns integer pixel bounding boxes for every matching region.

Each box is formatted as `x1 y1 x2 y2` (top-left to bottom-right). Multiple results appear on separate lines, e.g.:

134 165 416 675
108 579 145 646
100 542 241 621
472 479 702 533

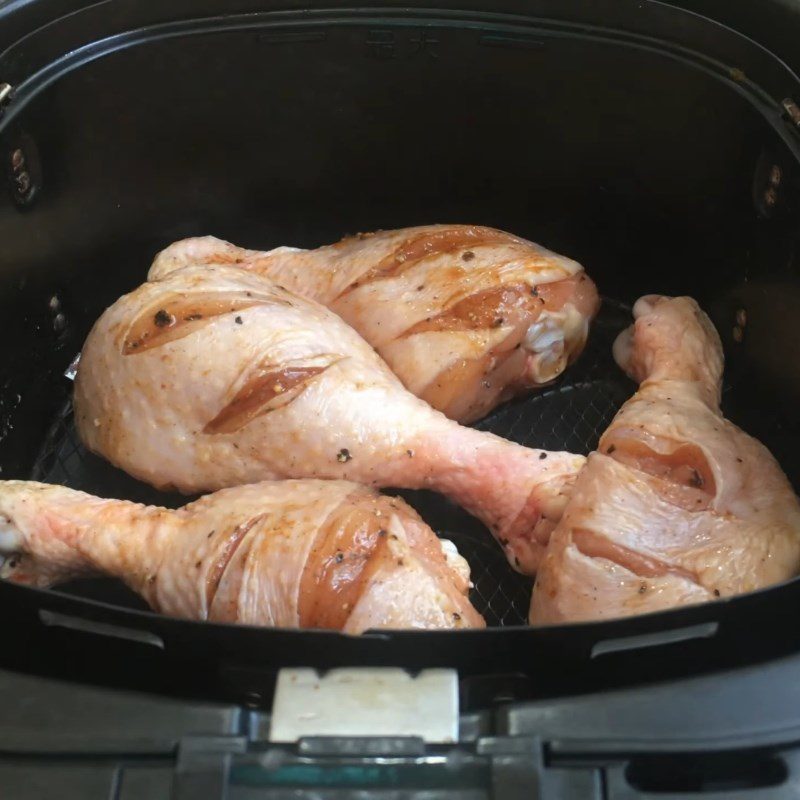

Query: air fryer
1 0 800 717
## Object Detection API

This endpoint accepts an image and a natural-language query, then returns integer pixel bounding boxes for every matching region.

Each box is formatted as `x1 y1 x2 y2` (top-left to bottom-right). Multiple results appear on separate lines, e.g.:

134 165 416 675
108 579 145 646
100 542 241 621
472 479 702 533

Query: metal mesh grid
30 300 634 626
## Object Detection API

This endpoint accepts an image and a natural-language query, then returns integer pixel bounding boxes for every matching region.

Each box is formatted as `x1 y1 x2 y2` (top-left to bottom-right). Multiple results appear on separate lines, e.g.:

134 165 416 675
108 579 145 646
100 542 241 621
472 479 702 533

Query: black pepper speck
154 309 174 327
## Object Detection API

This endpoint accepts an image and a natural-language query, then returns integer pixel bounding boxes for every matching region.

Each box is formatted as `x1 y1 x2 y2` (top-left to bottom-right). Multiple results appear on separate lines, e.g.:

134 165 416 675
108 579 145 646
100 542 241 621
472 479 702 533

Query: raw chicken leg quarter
531 295 800 624
74 265 584 574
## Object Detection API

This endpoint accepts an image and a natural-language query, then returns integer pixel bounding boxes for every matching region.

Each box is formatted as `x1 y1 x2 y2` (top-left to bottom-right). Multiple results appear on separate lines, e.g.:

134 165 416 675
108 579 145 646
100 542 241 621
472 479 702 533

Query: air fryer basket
1 0 800 705
30 299 632 627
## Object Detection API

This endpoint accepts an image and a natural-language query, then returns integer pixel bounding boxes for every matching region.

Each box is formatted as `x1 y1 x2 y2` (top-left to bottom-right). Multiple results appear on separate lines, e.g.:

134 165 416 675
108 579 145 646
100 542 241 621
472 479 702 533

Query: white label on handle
269 667 459 744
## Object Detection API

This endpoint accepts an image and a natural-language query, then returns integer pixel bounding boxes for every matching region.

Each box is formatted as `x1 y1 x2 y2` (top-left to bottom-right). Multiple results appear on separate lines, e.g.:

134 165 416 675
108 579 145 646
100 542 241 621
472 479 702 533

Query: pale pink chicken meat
148 225 600 423
530 295 800 624
74 265 585 575
0 479 484 632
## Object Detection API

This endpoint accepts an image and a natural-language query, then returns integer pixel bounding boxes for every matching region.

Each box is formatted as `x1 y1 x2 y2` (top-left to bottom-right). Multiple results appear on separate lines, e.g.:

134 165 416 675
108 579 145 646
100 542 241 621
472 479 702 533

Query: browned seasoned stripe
338 226 520 296
602 439 715 511
122 291 280 354
204 364 331 434
420 350 497 416
404 283 540 336
572 528 698 583
206 514 265 608
401 274 593 338
420 347 528 425
375 227 519 274
298 492 412 629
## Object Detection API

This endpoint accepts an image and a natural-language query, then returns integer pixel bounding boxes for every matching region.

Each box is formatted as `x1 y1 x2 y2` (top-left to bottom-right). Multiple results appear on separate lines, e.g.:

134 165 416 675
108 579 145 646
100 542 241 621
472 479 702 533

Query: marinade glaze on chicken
149 225 600 423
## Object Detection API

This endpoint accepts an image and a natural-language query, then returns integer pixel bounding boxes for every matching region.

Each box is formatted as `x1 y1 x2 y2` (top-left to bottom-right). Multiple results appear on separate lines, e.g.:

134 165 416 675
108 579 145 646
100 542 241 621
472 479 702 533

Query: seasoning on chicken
530 295 800 624
148 225 600 423
0 479 485 632
74 266 584 575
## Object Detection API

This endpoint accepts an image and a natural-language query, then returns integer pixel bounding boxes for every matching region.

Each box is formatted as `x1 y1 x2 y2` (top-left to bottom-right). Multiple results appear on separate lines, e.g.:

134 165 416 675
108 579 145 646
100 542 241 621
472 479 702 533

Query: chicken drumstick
75 266 584 574
0 479 484 632
149 225 600 423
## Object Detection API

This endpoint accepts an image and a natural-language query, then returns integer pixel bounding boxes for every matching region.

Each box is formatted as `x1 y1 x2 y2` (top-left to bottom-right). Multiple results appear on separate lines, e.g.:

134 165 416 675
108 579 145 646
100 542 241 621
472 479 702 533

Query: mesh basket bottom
31 301 635 626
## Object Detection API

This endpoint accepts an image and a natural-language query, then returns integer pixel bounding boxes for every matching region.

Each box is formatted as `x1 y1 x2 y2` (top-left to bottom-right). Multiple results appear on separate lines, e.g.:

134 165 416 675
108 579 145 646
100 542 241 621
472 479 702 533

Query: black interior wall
1 12 799 478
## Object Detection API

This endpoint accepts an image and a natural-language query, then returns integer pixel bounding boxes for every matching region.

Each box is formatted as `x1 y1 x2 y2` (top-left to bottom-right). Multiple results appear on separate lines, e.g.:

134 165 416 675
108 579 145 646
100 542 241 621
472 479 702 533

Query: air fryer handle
38 608 165 649
590 621 718 658
602 749 800 799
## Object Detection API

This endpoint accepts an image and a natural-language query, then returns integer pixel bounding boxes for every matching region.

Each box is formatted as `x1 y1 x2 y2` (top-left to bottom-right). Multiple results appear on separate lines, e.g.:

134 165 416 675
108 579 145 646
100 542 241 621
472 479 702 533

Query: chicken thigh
530 295 800 624
149 225 600 423
74 266 584 574
0 479 484 632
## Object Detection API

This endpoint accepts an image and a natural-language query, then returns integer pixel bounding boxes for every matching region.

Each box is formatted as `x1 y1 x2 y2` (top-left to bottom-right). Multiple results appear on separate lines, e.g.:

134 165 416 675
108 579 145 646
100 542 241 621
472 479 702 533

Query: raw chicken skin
148 225 600 423
0 480 484 632
74 266 585 574
530 295 800 623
